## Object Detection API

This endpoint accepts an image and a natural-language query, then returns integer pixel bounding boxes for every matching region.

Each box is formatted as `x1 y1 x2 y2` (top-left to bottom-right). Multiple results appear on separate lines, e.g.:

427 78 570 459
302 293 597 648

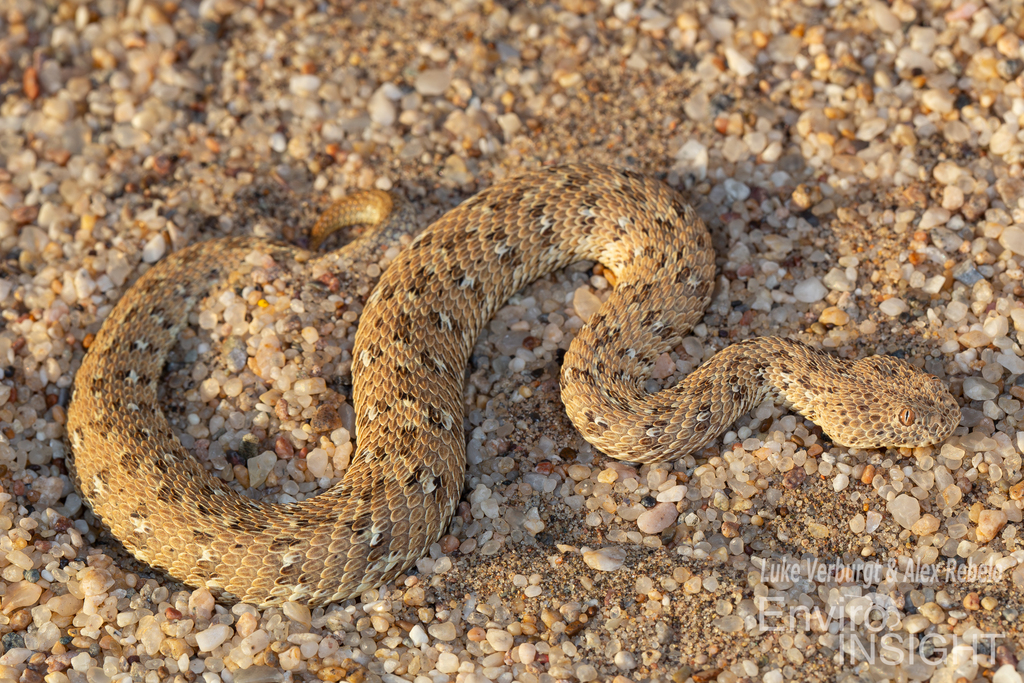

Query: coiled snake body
67 164 959 606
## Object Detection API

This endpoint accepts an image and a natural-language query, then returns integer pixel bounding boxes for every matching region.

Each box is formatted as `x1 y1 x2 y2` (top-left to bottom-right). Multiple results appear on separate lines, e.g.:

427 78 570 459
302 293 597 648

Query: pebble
887 495 921 530
878 297 908 316
141 234 167 263
427 622 457 641
415 69 451 95
636 502 678 534
247 451 277 488
485 629 514 651
573 287 602 321
792 278 827 303
993 666 1024 683
963 377 999 401
977 510 1008 543
195 624 233 652
583 547 626 572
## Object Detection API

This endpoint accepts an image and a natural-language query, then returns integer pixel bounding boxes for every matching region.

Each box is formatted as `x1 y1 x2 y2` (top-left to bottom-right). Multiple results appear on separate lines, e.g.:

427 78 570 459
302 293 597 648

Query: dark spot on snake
419 351 439 373
505 186 527 207
192 529 215 543
413 232 433 250
156 482 180 504
427 405 449 430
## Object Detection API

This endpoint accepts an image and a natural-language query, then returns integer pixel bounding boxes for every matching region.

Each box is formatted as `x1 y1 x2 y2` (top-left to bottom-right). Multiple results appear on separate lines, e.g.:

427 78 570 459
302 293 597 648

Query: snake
66 163 961 607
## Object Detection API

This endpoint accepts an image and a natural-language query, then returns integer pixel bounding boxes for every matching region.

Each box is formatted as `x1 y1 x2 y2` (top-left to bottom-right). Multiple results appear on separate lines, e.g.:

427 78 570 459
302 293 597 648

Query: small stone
636 503 678 534
1 583 43 614
415 69 450 96
142 234 166 263
856 118 887 141
879 298 908 316
289 75 321 97
911 514 940 536
656 485 687 503
993 665 1024 683
614 651 636 671
79 568 114 596
724 47 755 76
818 307 849 326
428 621 457 641
903 615 931 634
282 601 311 628
919 602 945 623
573 287 602 322
821 268 854 292
962 377 999 401
247 451 277 488
871 2 901 32
1000 226 1024 256
583 547 626 571
951 261 984 286
977 510 1008 543
930 227 964 252
918 207 950 230
887 494 921 529
485 629 514 651
294 378 326 395
367 87 396 126
712 615 744 633
793 278 827 303
436 652 460 673
195 624 233 652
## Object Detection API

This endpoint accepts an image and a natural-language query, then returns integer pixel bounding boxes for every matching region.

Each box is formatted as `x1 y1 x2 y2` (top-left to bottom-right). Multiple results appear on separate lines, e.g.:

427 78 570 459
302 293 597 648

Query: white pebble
878 298 908 316
142 234 166 263
583 547 626 571
195 624 233 652
793 278 827 303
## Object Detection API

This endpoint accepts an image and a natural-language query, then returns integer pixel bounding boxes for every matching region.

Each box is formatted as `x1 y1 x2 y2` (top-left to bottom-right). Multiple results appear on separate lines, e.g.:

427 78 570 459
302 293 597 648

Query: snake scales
67 163 960 607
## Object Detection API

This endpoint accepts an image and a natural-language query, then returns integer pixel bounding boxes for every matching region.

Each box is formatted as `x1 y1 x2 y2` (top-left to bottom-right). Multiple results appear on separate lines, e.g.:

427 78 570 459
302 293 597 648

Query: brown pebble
275 398 290 421
783 467 806 489
311 404 343 432
165 607 182 620
861 464 875 484
996 644 1018 668
721 521 740 538
82 333 95 350
522 336 540 350
693 668 723 683
440 535 460 553
963 592 980 611
9 610 31 631
23 66 40 100
535 460 553 474
21 669 43 683
807 444 823 457
275 435 294 459
233 465 249 488
467 626 486 642
11 205 38 224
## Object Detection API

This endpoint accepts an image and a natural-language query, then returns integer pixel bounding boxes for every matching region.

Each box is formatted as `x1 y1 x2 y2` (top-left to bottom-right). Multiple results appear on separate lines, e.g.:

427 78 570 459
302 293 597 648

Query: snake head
816 355 961 450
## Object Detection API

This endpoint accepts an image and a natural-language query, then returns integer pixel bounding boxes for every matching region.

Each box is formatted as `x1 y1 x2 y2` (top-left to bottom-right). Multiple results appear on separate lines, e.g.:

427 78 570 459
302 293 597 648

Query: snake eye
899 408 915 427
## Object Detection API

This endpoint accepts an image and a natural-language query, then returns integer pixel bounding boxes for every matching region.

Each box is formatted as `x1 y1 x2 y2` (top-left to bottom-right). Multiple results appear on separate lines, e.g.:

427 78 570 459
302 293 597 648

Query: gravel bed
1 0 1024 682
